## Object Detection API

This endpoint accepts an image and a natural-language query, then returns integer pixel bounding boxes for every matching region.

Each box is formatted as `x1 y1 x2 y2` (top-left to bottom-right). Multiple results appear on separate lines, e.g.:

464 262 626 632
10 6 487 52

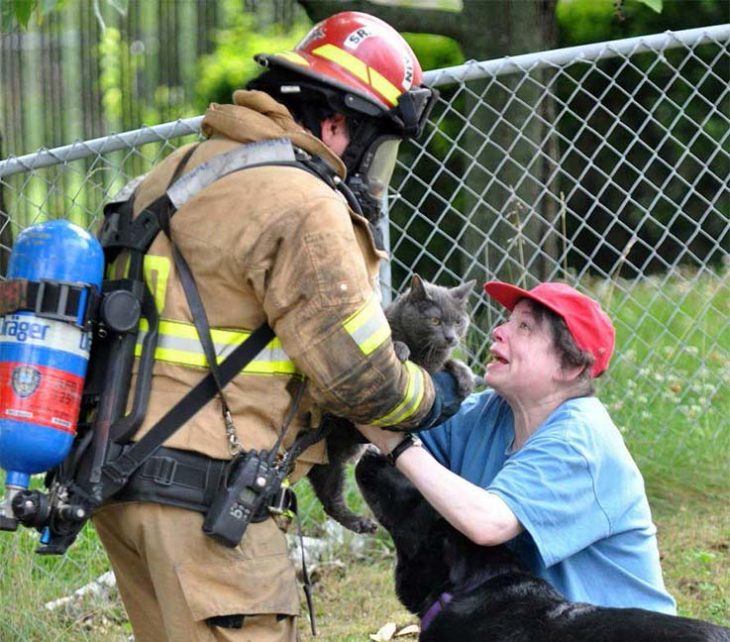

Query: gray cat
306 274 478 534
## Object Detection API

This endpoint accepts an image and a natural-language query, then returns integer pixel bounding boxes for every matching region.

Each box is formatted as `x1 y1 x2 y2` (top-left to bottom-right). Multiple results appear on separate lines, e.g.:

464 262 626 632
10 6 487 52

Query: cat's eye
430 317 441 326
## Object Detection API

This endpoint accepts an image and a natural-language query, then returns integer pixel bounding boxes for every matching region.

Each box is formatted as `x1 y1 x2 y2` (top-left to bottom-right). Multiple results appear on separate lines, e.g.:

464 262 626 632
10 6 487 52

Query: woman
359 281 677 614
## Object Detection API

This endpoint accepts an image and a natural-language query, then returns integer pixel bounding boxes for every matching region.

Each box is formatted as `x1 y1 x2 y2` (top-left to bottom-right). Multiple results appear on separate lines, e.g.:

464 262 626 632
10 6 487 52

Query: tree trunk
457 0 558 286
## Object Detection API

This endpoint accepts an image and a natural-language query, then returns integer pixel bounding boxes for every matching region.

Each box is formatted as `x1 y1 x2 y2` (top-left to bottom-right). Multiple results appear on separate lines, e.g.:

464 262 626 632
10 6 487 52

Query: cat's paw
392 340 411 362
340 515 379 534
353 516 379 534
444 358 477 398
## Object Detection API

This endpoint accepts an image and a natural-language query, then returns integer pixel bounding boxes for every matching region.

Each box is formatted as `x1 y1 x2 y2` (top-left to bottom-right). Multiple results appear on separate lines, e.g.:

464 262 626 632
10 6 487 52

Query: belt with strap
112 445 295 520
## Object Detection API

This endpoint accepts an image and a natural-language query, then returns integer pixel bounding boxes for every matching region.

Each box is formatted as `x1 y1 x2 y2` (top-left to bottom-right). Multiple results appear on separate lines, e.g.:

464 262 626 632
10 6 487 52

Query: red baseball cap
483 281 615 378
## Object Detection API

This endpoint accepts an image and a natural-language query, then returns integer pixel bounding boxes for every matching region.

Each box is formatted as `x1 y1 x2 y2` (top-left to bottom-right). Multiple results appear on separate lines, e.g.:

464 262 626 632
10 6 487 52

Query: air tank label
0 361 82 434
0 314 90 358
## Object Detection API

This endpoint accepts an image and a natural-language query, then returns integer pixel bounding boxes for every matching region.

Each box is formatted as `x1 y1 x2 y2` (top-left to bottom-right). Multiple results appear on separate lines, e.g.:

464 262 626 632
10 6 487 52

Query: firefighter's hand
415 369 468 431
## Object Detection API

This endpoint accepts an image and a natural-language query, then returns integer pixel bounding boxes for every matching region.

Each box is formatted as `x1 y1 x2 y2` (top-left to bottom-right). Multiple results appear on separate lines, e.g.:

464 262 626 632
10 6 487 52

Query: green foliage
556 0 619 44
195 15 308 110
99 28 124 128
555 0 672 43
632 0 664 11
0 0 129 32
1 0 46 31
558 0 726 45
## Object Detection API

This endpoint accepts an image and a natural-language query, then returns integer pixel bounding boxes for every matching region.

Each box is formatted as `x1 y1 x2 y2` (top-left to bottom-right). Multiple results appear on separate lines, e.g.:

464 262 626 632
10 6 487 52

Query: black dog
355 449 730 642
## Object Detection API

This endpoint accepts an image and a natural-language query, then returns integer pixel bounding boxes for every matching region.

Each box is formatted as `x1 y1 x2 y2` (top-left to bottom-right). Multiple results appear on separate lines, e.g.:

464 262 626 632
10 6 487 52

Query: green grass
656 497 730 626
0 523 129 641
595 271 729 501
0 271 727 639
1 488 726 641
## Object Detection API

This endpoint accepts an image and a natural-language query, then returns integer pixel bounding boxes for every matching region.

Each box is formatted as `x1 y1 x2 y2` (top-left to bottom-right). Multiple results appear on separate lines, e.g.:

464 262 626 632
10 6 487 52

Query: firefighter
92 11 465 642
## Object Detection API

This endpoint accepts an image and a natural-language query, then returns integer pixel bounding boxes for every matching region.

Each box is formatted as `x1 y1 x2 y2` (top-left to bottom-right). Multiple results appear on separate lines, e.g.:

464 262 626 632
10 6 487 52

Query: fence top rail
424 23 730 86
0 117 204 179
1 23 728 179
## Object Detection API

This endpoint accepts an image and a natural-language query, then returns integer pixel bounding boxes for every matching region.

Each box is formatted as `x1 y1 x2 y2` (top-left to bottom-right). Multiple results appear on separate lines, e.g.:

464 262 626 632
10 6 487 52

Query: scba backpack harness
0 139 352 560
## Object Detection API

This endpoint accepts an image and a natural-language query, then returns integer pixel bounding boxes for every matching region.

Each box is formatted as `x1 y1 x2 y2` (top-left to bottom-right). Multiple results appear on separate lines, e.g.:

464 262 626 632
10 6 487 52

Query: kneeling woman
358 281 676 614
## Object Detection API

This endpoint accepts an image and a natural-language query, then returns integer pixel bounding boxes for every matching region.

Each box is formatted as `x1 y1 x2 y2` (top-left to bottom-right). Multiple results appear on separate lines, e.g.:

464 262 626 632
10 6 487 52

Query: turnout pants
93 502 300 642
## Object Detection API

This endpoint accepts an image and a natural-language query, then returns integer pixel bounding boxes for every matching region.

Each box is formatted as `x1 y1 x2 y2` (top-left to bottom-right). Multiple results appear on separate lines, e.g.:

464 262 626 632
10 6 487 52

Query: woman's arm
357 424 523 546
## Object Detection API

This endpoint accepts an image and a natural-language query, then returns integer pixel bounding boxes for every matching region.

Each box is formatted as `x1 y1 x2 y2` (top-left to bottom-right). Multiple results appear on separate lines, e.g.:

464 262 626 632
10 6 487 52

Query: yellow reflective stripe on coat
370 361 426 427
343 295 391 356
135 319 300 376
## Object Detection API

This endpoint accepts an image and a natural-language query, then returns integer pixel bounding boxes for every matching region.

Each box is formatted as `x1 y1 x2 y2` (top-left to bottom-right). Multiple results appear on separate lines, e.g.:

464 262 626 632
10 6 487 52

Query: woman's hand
355 424 409 456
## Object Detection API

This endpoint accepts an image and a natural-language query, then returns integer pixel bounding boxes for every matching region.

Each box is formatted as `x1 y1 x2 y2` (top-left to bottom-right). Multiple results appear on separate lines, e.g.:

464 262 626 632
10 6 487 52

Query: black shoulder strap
157 190 241 453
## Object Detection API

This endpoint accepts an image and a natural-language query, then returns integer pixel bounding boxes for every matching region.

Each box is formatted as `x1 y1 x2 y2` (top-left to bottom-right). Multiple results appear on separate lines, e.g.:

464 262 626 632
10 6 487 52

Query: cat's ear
409 274 430 301
451 279 476 303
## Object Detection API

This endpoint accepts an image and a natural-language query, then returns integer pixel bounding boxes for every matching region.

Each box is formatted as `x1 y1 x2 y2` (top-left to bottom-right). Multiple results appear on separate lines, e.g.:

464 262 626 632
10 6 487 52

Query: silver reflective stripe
167 139 297 209
343 294 391 356
136 319 300 375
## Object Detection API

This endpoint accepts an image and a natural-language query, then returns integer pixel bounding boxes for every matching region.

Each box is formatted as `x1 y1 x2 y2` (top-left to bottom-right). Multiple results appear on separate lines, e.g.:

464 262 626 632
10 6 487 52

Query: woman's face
484 300 563 403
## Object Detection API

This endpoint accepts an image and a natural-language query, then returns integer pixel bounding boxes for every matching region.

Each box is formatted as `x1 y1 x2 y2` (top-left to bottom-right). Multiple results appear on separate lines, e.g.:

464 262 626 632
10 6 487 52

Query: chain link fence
0 24 728 637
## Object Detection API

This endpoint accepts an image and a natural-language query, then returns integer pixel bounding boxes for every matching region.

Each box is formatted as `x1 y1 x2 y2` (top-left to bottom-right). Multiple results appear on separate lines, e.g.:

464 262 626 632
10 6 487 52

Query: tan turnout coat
120 89 434 477
94 91 435 641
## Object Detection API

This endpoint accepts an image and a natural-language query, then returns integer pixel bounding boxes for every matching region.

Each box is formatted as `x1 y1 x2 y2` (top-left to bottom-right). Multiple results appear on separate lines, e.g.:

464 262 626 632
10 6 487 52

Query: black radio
202 449 280 548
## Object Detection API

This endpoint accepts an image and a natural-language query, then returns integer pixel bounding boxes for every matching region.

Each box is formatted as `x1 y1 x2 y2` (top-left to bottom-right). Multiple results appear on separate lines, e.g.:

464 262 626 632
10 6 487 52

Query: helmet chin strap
340 118 378 171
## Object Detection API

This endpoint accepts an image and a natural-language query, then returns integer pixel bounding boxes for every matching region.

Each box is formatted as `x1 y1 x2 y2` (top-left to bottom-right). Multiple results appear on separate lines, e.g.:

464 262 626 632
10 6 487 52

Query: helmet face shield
343 135 401 230
362 136 400 202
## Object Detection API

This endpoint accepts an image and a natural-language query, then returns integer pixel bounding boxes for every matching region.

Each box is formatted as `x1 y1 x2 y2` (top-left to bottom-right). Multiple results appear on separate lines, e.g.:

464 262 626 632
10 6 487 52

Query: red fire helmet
255 11 436 138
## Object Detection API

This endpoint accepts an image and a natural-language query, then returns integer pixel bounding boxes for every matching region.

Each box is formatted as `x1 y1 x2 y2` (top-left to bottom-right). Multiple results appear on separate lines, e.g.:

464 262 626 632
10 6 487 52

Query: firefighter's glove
414 369 467 431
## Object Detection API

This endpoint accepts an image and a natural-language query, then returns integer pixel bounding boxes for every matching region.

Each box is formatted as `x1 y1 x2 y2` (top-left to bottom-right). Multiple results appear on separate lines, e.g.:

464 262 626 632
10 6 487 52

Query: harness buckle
149 457 178 486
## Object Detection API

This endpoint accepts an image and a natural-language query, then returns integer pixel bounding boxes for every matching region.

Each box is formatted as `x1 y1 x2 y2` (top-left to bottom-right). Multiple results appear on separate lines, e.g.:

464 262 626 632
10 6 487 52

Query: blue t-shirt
420 391 677 614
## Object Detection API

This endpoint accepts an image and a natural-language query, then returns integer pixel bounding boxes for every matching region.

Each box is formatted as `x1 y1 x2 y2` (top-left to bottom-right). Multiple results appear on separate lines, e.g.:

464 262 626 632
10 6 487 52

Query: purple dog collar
420 591 453 632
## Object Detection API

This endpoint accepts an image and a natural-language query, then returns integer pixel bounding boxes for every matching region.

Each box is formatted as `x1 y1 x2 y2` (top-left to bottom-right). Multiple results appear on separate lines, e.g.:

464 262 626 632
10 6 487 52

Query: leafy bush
195 15 308 110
